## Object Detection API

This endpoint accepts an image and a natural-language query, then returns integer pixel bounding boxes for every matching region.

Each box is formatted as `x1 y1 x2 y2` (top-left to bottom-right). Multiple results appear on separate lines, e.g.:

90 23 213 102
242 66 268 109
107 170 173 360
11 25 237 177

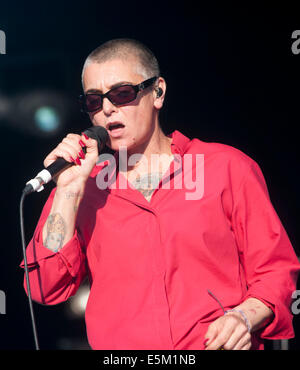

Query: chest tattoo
130 172 163 202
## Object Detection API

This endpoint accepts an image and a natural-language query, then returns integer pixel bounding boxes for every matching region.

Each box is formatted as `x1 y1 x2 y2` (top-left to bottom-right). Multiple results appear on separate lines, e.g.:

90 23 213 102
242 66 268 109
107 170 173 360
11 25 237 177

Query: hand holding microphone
44 131 98 189
24 126 108 194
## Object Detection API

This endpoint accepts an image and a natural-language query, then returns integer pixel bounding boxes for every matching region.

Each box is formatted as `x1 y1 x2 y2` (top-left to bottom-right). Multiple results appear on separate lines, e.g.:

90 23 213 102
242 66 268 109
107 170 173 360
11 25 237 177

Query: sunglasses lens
109 85 136 105
85 94 102 112
82 85 137 112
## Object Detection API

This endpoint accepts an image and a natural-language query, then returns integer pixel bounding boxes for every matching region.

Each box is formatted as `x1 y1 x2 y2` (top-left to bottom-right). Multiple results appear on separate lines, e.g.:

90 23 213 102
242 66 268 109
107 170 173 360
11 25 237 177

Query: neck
120 124 173 174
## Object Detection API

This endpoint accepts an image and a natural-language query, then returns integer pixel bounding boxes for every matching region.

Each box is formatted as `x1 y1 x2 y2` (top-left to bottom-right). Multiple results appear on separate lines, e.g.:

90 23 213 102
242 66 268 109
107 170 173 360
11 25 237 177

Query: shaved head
82 38 160 84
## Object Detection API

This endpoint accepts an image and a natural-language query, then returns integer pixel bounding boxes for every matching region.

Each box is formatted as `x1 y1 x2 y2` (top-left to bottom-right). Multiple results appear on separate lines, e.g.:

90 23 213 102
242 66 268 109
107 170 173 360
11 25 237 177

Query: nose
102 96 118 116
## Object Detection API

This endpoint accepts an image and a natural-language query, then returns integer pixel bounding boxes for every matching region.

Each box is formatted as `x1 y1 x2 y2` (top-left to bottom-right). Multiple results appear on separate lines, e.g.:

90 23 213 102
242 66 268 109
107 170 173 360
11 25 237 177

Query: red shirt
21 130 300 350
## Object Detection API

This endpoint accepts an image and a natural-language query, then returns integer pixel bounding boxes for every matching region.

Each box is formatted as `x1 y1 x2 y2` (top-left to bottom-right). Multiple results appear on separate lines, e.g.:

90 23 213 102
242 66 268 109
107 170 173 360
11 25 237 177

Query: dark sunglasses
79 76 158 113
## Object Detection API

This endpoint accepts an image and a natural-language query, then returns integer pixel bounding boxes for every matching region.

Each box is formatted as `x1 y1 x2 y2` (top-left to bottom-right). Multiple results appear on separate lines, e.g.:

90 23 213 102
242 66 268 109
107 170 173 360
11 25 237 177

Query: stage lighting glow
34 106 60 132
67 284 90 318
2 89 77 138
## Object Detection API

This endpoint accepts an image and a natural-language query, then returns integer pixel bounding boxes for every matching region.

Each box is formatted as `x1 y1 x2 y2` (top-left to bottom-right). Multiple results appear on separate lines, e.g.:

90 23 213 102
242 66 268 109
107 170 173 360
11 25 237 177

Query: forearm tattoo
44 213 66 252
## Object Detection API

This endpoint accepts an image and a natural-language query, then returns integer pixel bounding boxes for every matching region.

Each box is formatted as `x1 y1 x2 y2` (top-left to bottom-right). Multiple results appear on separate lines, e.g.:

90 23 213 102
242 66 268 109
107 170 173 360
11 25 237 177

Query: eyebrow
85 81 134 94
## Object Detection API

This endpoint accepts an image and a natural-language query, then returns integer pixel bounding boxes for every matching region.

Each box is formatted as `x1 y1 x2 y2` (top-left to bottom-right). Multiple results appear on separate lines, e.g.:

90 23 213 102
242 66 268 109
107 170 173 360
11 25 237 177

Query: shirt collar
167 130 191 156
91 129 191 178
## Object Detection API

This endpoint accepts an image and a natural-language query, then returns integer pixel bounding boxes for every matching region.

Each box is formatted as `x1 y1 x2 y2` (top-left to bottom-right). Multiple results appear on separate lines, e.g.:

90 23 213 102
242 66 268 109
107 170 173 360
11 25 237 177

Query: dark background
0 1 299 350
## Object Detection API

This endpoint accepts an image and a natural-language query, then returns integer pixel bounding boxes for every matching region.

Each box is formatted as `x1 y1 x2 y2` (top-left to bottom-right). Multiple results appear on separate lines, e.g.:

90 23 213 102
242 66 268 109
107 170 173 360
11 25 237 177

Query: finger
64 134 83 150
44 143 81 168
222 323 248 350
62 136 86 160
205 327 233 350
205 331 232 350
44 133 81 165
205 319 235 350
57 141 83 164
204 323 219 348
240 341 252 350
231 332 251 350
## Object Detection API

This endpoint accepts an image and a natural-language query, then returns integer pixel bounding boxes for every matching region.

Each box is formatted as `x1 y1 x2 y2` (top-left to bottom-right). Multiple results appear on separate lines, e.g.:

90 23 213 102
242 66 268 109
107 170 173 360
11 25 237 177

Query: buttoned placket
93 133 190 348
97 142 183 348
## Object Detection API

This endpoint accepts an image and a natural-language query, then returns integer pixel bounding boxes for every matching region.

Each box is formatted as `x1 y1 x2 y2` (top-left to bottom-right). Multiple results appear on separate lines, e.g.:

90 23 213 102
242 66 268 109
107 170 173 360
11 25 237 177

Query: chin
108 139 131 152
109 134 140 152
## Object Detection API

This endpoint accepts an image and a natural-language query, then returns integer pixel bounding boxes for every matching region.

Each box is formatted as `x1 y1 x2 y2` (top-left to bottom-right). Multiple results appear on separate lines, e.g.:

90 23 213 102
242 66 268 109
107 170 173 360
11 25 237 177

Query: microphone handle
46 157 73 178
45 146 87 177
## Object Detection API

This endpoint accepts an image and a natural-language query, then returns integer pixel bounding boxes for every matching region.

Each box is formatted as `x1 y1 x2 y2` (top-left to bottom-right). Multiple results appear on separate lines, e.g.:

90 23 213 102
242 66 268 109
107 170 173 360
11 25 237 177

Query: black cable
20 190 40 350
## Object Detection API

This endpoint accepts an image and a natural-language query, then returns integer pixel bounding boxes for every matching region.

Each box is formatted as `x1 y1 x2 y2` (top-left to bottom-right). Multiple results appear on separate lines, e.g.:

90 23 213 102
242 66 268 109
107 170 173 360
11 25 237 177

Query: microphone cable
20 190 40 350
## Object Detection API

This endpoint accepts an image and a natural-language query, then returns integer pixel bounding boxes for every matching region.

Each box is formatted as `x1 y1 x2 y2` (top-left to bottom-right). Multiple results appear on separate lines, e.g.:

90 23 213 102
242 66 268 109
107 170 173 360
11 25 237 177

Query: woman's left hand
204 311 252 350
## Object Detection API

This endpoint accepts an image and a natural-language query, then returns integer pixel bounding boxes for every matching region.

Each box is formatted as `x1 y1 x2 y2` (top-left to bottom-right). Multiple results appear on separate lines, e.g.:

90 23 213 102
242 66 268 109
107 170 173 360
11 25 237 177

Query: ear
153 77 166 110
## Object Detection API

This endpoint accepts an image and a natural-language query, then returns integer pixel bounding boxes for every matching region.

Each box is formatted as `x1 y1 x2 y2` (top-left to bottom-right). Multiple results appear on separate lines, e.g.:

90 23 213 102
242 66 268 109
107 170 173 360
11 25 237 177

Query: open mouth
107 122 125 131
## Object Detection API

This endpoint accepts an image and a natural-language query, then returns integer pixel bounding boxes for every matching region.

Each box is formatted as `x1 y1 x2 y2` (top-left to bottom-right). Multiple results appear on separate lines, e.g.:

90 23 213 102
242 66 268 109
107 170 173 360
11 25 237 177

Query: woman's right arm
20 131 100 305
42 131 99 252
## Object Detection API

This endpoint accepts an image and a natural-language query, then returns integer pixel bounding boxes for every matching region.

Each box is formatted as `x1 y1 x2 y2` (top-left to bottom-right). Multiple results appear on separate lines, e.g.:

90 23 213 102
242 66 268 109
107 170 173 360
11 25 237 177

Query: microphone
23 126 108 195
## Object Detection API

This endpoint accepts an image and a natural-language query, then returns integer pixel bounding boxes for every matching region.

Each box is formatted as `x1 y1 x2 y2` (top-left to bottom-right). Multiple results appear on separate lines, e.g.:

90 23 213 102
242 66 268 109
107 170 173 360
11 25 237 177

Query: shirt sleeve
231 158 300 339
19 188 87 305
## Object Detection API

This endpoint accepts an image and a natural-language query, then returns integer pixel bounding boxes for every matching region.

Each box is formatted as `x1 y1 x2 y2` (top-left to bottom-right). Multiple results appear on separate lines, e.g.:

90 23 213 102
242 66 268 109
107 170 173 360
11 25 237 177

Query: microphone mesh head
83 126 109 152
